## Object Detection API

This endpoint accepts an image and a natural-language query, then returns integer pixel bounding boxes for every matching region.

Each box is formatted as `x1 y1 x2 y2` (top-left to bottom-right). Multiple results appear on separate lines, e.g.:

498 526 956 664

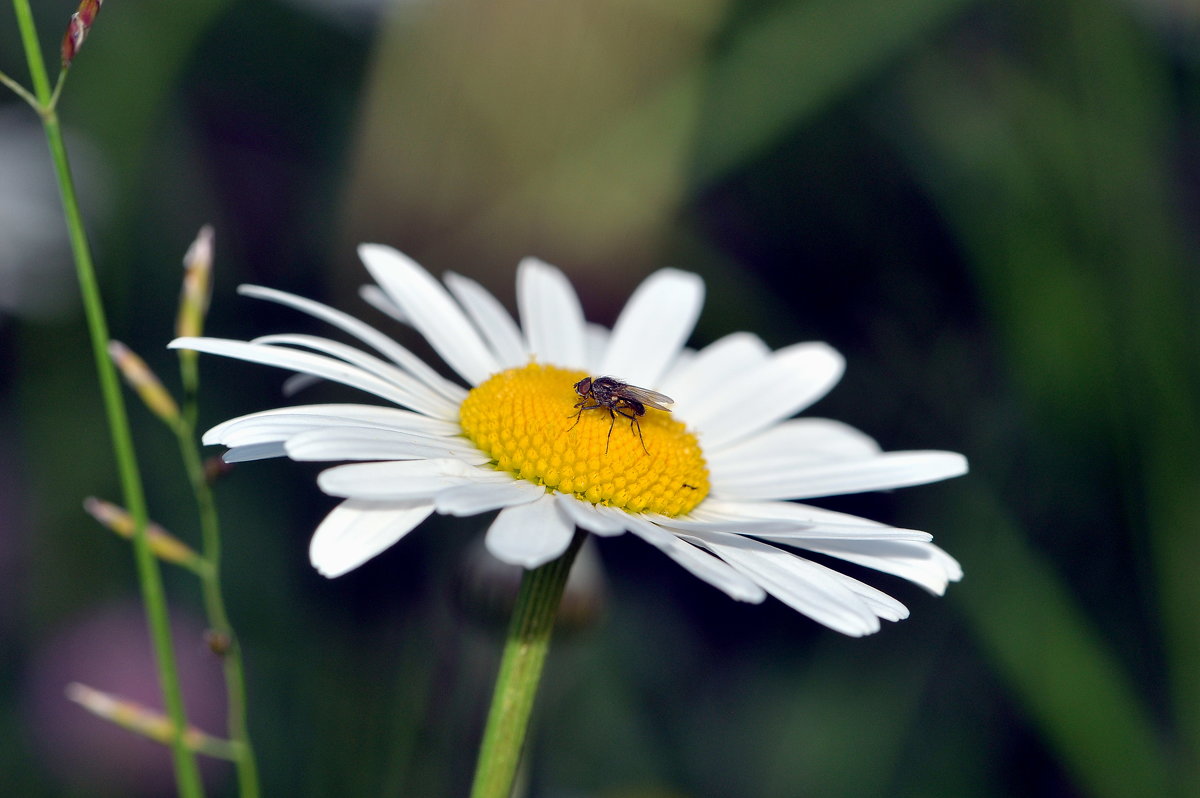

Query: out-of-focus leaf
950 486 1172 798
889 2 1198 790
690 0 976 189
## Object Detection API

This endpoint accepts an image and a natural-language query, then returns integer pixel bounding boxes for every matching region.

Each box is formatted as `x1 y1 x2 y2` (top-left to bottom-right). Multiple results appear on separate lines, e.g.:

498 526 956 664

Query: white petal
360 285 407 324
285 427 488 464
434 479 545 516
600 269 704 387
841 581 910 623
170 337 452 417
222 443 286 462
706 419 881 482
710 450 968 501
204 404 459 447
484 496 575 567
655 536 766 602
602 508 766 602
309 499 434 577
250 333 458 419
688 531 886 636
686 342 845 449
238 285 466 403
666 346 695 375
795 539 963 594
816 571 910 622
583 323 610 373
645 513 809 534
317 458 508 500
444 272 529 369
282 373 323 397
658 332 770 412
517 258 587 368
358 244 500 385
555 494 627 536
687 498 931 541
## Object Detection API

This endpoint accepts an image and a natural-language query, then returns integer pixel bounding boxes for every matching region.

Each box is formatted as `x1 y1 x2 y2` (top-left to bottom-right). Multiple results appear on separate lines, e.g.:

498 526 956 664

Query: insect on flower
569 376 674 454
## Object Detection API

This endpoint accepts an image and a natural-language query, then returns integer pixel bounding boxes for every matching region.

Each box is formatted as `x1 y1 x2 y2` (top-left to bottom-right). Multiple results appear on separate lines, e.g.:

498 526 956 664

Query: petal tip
517 255 555 273
309 549 348 578
356 242 390 260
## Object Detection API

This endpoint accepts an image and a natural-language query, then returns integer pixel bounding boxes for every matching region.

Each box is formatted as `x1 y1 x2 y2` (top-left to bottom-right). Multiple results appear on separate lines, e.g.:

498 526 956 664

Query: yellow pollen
459 363 709 516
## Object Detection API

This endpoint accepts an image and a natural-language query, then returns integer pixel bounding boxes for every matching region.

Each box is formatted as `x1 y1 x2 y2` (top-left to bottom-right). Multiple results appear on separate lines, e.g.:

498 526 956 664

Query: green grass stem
10 2 205 795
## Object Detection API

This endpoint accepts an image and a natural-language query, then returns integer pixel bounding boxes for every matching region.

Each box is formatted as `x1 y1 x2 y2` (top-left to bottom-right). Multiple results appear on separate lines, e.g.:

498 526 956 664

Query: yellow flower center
459 363 709 516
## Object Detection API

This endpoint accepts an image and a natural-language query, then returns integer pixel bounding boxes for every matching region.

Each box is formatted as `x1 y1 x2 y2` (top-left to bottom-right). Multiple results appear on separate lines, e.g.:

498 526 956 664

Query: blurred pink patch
25 602 228 795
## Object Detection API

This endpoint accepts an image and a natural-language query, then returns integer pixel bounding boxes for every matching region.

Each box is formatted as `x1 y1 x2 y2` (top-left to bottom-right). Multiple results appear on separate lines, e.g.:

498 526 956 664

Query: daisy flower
171 245 966 636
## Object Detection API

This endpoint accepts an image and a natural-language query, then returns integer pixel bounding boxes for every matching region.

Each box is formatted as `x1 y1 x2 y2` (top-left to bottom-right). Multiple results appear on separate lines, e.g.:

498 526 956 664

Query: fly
568 376 674 454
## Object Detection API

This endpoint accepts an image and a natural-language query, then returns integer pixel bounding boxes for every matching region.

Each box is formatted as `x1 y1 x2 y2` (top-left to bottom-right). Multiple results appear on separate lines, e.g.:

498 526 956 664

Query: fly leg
612 405 648 455
567 397 600 432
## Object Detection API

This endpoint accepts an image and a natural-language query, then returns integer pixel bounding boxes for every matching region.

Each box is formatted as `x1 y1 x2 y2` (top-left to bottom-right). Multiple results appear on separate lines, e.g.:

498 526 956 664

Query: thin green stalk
175 417 261 798
0 67 40 108
180 350 201 410
46 68 69 112
10 2 205 795
470 530 587 798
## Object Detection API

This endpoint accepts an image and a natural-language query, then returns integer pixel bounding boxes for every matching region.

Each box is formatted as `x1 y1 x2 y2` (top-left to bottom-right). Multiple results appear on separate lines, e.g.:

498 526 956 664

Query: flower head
61 0 104 67
171 245 966 636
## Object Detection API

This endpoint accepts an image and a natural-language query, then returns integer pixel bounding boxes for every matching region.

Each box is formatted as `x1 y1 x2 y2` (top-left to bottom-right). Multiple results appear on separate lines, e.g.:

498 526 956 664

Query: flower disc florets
459 363 709 516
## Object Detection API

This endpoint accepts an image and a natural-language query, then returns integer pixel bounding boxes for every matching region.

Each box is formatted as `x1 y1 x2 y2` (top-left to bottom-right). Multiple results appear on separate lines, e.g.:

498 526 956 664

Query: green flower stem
11 2 205 796
470 529 587 798
175 419 261 798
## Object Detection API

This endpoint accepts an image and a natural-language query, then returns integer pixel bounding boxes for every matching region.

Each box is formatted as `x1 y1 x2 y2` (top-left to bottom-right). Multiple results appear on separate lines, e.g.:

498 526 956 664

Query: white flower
171 245 967 636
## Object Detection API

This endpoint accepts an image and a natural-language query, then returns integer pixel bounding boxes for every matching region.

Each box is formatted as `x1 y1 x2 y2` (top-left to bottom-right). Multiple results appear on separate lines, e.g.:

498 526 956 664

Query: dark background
1 0 1196 795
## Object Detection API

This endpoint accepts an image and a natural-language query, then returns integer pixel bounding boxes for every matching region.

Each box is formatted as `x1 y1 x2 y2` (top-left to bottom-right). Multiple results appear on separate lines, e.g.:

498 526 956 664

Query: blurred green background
2 0 1197 795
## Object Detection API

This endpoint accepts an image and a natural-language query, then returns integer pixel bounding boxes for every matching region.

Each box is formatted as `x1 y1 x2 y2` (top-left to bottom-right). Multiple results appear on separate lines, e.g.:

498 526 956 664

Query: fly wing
620 384 674 412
